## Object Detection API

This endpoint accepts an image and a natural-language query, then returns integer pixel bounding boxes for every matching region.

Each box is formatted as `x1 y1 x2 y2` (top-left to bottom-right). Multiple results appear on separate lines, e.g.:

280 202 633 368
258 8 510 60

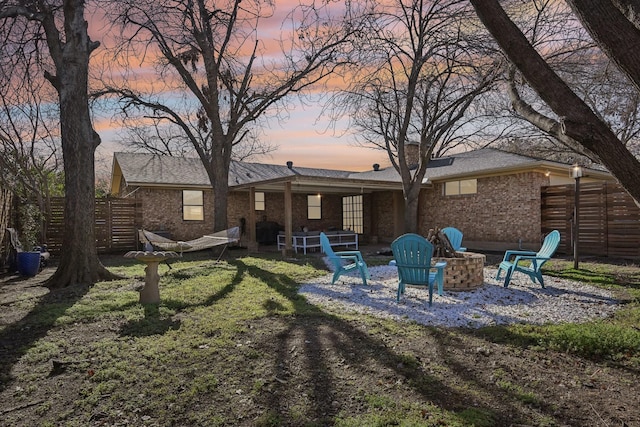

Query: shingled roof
113 153 211 187
352 148 604 181
112 152 403 191
111 148 611 193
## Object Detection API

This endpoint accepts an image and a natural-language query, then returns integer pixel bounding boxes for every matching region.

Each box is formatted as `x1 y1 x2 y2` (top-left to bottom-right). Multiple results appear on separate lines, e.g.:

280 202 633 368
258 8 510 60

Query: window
307 194 322 219
342 195 363 233
255 192 265 211
444 179 477 196
183 190 204 221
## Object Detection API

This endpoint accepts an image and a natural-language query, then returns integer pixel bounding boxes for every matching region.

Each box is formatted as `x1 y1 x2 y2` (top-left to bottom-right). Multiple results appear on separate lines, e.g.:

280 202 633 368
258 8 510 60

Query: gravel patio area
298 264 620 328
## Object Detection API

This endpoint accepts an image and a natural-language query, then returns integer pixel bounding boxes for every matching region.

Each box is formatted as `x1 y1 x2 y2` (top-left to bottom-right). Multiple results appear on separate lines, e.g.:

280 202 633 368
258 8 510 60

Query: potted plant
15 203 43 277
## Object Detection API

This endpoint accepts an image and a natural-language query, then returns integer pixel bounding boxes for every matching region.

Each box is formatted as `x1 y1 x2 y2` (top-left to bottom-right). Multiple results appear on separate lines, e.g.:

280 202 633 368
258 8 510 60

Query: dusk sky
90 1 392 173
94 99 391 173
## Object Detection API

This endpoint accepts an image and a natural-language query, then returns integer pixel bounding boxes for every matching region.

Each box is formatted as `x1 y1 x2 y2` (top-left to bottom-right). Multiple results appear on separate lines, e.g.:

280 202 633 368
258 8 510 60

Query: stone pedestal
433 252 485 291
124 251 180 304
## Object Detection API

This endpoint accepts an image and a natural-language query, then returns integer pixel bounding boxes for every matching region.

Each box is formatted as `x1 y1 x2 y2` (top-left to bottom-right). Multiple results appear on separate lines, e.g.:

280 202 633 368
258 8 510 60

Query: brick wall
370 192 399 243
229 191 373 240
128 186 214 241
420 172 549 247
125 171 548 248
128 186 361 241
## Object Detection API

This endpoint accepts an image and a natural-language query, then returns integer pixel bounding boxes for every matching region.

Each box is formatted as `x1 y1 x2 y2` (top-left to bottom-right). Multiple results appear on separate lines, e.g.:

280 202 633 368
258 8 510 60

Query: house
110 148 614 251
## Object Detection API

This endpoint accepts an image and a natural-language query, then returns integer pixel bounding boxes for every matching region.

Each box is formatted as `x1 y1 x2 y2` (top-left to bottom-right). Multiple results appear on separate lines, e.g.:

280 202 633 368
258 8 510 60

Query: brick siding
230 192 372 239
370 191 399 243
126 186 214 241
126 171 548 248
420 172 549 247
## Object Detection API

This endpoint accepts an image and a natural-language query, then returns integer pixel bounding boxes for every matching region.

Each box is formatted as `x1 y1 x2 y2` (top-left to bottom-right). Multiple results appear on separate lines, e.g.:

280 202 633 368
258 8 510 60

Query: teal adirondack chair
442 227 466 252
320 232 370 285
391 233 447 306
496 230 561 288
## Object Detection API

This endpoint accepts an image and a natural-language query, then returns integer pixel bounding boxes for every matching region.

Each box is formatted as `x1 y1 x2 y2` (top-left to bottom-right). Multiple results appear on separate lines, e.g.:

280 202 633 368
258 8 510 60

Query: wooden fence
541 183 640 258
40 185 640 258
47 197 142 254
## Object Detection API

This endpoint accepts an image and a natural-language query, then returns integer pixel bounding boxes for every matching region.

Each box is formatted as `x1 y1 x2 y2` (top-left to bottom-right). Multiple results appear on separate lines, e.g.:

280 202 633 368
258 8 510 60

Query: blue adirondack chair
496 230 561 288
391 233 447 306
320 232 370 285
442 227 466 252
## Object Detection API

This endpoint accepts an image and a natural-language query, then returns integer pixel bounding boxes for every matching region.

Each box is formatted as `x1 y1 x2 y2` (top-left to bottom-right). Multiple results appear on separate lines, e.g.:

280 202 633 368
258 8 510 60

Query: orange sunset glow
87 0 386 172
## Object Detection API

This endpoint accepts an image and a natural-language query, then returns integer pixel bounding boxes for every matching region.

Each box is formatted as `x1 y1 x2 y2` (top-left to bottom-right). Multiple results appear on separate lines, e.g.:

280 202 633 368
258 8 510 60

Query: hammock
139 227 240 254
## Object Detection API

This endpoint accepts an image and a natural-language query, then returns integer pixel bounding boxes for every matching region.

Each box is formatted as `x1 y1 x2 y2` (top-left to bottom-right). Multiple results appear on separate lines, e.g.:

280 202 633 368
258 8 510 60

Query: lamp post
571 164 583 269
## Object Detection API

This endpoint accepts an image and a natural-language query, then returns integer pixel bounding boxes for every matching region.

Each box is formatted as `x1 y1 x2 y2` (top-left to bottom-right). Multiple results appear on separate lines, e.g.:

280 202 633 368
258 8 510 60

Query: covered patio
228 161 430 254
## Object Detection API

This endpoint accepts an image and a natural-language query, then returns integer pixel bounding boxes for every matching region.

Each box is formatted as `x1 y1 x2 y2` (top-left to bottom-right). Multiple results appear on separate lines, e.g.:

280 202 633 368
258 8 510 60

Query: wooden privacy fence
47 197 142 254
541 183 640 258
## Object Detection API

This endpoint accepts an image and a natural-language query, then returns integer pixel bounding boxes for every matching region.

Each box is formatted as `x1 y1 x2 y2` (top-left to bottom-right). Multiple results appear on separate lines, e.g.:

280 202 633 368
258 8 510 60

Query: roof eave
428 161 613 182
230 174 429 192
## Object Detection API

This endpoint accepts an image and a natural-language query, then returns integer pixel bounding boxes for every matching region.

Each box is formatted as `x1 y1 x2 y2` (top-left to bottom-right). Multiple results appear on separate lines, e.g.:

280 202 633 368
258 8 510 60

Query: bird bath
124 251 180 304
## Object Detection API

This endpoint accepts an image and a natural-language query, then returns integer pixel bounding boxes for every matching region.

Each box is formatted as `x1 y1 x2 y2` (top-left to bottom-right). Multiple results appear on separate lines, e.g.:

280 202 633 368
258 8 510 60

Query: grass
1 251 639 426
474 258 640 363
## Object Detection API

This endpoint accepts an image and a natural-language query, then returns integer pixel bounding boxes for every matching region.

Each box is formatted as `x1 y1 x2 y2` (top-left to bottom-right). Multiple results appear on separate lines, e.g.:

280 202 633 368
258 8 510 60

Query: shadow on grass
227 258 546 426
119 303 182 337
0 274 91 391
3 254 630 425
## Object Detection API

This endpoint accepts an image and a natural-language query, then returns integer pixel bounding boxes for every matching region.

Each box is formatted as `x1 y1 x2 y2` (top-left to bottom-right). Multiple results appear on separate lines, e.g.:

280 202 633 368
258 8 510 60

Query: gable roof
111 148 612 195
111 152 405 194
353 148 612 181
112 152 211 187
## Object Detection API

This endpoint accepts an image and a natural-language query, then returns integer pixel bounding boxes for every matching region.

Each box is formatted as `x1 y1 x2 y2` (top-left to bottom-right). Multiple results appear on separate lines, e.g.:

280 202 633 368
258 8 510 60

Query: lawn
0 251 639 426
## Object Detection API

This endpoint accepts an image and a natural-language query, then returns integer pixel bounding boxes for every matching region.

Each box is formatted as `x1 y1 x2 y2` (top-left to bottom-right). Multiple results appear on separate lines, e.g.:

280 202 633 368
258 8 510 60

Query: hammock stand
138 226 240 262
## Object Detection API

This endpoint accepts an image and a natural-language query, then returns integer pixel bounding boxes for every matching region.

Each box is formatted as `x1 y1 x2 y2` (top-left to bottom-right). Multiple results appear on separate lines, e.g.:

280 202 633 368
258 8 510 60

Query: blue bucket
17 252 41 277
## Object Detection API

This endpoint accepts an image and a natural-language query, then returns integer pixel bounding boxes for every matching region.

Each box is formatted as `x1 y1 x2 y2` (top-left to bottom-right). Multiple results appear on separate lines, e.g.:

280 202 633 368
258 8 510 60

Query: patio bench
277 230 358 254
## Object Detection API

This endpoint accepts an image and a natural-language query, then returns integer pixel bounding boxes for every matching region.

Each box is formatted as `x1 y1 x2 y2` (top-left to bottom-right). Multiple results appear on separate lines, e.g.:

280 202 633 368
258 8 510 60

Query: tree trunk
212 169 229 231
470 0 640 205
44 0 119 288
567 0 640 93
403 183 421 234
208 147 231 231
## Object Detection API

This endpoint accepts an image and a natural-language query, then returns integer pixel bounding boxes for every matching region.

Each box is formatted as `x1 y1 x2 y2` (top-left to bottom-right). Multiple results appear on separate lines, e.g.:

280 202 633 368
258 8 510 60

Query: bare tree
0 63 61 247
470 0 640 205
333 0 498 232
0 0 119 287
103 0 360 231
487 1 640 165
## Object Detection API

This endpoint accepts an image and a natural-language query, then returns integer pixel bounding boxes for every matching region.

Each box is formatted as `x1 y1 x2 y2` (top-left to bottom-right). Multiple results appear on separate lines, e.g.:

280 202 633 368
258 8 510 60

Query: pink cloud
88 1 385 172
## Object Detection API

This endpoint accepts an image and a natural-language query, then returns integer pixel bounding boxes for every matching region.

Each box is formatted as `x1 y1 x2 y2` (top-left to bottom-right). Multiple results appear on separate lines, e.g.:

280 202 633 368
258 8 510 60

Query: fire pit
433 252 486 291
427 228 485 291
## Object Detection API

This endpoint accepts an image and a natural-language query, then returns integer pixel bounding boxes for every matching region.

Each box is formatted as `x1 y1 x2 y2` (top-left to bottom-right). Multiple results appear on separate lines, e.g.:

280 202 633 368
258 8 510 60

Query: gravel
298 263 620 328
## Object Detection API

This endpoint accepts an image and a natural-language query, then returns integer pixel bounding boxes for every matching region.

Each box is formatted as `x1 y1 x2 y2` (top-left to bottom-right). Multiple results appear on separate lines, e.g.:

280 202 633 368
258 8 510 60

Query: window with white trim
444 179 477 196
255 192 265 211
307 194 322 219
342 195 363 233
183 190 204 221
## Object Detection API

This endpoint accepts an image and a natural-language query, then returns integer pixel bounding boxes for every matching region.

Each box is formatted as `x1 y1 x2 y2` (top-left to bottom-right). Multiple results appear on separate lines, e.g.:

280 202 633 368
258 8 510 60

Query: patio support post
283 181 293 256
248 187 258 252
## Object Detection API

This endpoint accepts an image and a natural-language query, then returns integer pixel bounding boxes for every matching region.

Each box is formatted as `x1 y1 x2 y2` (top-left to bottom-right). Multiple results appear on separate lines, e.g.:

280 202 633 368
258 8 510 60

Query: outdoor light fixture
571 164 583 269
571 164 583 179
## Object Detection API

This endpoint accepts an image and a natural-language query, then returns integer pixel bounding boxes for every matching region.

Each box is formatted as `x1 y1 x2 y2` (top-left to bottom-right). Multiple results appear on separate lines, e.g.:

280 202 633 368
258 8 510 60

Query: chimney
286 161 293 169
404 142 419 167
373 163 380 171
